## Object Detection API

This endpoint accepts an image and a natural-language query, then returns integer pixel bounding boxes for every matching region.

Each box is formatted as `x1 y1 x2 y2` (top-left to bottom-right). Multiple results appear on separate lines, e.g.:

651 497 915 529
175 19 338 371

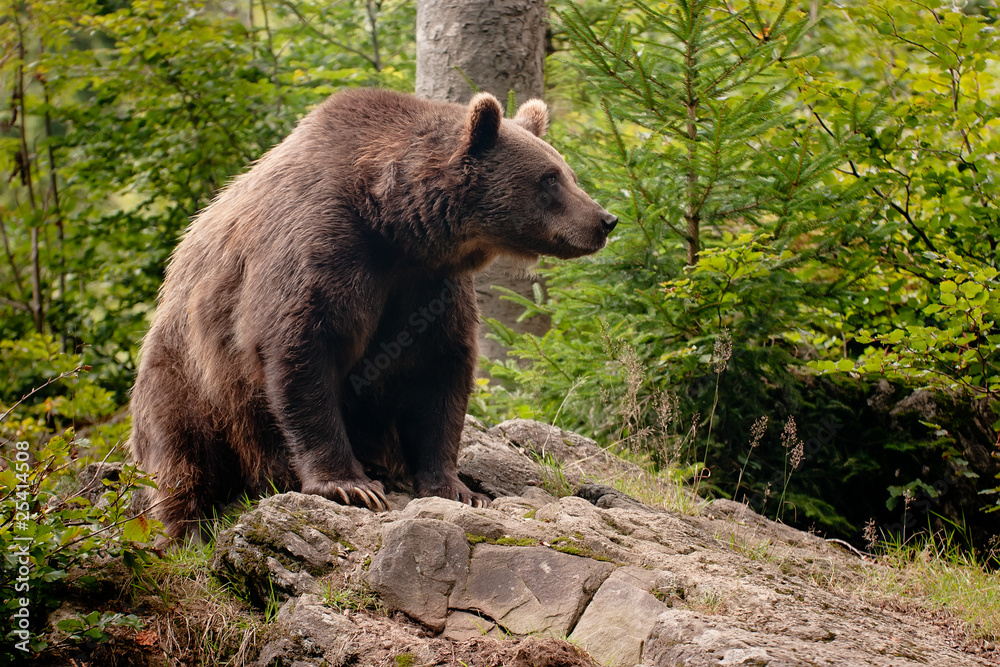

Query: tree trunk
415 0 550 365
416 0 547 106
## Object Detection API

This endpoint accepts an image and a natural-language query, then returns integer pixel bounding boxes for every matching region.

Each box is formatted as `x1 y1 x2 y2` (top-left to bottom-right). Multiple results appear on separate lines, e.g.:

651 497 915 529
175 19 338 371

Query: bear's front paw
302 478 390 512
415 477 491 509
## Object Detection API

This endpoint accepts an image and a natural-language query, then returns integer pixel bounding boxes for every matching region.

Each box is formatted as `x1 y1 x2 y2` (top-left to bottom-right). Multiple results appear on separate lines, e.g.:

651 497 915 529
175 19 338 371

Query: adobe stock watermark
349 278 460 395
9 440 33 654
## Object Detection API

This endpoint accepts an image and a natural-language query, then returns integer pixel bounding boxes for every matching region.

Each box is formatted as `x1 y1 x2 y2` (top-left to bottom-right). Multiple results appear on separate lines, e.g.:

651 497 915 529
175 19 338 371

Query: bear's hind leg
132 417 242 543
145 470 212 544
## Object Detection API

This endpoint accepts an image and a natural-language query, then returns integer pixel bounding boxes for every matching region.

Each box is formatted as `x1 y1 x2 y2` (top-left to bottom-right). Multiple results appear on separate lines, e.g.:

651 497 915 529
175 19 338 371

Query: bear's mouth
498 231 607 262
548 233 607 259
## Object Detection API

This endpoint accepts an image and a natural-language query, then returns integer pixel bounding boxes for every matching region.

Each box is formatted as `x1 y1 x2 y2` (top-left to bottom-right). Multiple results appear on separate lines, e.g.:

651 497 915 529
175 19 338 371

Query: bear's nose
601 213 618 234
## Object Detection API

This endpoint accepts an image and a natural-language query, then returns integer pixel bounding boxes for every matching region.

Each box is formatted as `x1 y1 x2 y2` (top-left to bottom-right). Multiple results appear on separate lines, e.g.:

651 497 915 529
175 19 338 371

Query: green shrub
0 342 159 660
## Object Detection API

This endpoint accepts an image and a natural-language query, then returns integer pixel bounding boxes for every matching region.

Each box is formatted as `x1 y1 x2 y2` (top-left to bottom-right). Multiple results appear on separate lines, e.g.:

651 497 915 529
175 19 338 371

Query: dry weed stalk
599 320 679 462
863 518 879 552
694 329 732 499
778 416 805 522
733 415 768 503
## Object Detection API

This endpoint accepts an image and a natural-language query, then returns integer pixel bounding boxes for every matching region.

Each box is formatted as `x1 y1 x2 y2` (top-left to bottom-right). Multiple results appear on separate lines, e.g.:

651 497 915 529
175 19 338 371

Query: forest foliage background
2 0 999 564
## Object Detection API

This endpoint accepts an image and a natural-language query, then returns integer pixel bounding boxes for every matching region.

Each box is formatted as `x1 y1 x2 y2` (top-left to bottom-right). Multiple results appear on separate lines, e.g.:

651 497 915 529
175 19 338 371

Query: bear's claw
451 487 491 509
415 478 491 509
355 486 390 512
468 495 490 509
351 485 388 511
308 480 391 512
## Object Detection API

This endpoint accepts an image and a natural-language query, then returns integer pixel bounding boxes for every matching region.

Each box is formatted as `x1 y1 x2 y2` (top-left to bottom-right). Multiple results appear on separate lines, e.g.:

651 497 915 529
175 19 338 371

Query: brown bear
128 88 617 541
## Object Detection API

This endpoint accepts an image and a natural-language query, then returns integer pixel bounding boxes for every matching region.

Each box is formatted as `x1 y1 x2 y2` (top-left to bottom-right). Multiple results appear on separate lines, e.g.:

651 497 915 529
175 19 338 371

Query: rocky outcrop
367 518 471 631
210 490 383 605
208 418 995 667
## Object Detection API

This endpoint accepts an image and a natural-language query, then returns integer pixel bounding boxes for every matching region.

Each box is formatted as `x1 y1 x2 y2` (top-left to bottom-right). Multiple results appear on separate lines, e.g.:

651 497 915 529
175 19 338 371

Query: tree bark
416 0 547 105
415 0 550 365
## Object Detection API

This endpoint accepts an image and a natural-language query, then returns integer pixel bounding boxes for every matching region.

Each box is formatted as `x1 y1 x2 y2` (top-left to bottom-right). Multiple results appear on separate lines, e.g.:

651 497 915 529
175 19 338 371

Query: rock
458 420 545 497
569 567 668 667
704 498 828 549
257 590 597 667
441 610 496 641
518 485 559 508
491 419 703 513
211 492 380 604
77 461 124 508
639 604 981 666
191 418 997 667
400 495 508 540
364 518 470 632
491 418 637 485
575 483 658 513
255 594 359 667
891 388 938 421
450 544 614 637
531 494 700 564
256 594 442 667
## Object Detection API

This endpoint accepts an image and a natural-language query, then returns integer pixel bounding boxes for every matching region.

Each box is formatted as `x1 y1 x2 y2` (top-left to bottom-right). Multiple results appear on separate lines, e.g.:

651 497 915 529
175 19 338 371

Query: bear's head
455 92 617 262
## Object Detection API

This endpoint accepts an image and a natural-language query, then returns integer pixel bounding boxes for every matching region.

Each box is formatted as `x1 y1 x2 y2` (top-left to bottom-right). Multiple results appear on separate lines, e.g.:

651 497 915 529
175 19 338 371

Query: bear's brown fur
128 89 616 541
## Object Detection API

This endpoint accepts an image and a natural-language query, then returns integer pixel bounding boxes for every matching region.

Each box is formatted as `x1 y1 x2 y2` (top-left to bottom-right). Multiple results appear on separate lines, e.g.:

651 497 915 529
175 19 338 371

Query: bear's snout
601 212 618 234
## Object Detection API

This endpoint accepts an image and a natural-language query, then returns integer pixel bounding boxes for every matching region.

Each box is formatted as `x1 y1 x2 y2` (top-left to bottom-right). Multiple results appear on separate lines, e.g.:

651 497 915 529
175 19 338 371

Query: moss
466 533 538 547
288 511 356 551
395 653 415 667
233 513 355 578
494 536 537 547
549 536 617 563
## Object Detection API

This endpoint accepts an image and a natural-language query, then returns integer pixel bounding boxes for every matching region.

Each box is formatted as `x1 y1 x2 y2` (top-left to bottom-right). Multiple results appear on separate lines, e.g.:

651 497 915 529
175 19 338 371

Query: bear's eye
538 173 561 210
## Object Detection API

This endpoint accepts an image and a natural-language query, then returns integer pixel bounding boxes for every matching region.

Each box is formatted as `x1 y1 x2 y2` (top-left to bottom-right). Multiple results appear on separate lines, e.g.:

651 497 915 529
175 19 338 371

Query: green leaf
835 358 855 372
961 282 983 298
885 329 905 344
122 515 152 542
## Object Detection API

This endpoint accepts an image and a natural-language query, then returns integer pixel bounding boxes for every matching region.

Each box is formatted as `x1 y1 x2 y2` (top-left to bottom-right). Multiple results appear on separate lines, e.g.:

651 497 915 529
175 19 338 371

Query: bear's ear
514 99 549 137
459 92 503 157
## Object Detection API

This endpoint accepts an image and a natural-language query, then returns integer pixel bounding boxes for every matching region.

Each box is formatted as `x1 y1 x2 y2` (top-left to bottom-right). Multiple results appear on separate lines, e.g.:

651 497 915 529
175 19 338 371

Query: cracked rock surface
209 418 995 667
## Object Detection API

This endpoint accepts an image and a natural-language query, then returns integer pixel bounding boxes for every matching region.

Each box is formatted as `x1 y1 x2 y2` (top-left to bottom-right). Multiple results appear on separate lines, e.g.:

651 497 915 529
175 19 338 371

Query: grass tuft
864 532 1000 641
138 541 264 665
